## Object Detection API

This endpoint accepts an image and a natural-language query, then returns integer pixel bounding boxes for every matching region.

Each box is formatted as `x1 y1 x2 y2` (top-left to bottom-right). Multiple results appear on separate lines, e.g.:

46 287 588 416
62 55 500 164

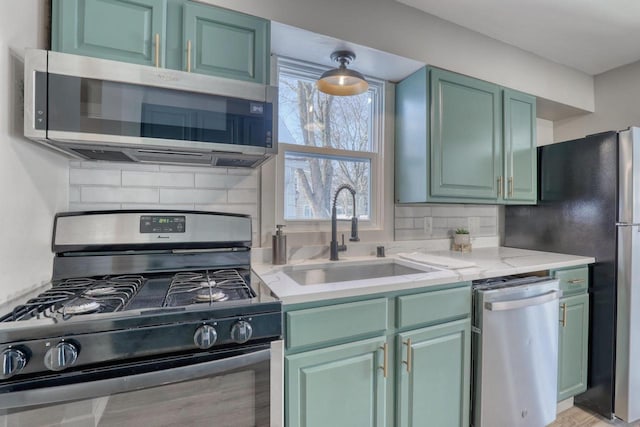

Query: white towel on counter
398 252 477 269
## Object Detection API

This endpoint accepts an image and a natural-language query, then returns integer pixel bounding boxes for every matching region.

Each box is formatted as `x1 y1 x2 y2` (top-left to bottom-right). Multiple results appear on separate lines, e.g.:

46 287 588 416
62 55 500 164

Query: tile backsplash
68 161 260 244
395 204 498 241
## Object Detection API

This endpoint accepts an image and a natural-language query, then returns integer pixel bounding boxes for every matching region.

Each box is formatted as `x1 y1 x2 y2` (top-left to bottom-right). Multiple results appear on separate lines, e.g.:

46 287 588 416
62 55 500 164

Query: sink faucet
330 184 360 261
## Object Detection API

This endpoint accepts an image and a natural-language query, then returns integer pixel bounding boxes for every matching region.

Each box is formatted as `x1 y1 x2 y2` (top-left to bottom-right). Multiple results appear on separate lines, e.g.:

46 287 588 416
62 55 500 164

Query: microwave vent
71 148 134 162
132 150 212 165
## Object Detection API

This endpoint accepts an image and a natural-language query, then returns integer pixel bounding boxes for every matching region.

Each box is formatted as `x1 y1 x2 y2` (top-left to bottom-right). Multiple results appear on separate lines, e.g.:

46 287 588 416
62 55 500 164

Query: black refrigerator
504 128 640 422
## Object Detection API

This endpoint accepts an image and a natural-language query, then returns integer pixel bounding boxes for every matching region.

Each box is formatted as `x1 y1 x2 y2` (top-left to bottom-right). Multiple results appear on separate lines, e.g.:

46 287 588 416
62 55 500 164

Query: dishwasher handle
485 290 560 312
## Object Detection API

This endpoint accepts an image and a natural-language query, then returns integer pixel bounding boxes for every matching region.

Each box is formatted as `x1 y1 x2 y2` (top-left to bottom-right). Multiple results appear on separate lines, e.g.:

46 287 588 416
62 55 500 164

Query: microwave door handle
484 290 560 311
0 349 270 410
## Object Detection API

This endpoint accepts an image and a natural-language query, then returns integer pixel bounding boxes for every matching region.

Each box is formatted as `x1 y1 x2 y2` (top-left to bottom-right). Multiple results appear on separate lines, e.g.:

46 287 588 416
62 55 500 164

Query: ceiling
395 0 640 75
271 22 424 82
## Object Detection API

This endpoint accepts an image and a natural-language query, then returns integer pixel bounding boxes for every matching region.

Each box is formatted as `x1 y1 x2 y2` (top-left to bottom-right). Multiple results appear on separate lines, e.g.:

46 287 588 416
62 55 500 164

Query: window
277 57 384 225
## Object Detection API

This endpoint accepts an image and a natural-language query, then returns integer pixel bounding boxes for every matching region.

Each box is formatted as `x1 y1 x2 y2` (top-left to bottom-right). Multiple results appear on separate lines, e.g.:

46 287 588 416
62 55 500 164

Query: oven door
0 344 273 427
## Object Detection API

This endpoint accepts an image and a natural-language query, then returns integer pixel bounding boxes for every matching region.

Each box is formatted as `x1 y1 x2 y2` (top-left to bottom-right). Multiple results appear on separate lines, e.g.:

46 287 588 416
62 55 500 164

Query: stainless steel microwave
24 49 277 168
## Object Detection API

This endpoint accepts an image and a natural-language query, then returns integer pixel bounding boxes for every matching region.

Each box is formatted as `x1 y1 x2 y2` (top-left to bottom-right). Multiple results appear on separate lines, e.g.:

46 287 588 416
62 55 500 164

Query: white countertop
253 247 595 305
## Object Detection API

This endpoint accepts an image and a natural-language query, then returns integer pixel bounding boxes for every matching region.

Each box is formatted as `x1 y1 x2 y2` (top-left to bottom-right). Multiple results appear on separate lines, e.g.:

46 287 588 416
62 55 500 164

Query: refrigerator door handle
616 222 640 227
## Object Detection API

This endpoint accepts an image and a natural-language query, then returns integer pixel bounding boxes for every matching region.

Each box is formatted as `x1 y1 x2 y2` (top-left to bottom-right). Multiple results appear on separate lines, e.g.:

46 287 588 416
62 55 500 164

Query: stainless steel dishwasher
471 276 561 427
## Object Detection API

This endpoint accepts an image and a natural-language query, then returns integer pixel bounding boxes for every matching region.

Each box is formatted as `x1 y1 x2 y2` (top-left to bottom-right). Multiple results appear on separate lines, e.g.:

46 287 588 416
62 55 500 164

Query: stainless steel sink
283 261 438 286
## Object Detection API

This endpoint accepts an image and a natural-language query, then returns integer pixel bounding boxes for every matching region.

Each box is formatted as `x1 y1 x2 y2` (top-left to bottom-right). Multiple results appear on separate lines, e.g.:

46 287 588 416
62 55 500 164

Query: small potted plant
454 228 471 246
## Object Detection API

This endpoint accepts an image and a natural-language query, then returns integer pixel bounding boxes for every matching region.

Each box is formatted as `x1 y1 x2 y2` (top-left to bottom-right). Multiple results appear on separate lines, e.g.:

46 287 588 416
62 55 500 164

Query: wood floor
551 406 640 427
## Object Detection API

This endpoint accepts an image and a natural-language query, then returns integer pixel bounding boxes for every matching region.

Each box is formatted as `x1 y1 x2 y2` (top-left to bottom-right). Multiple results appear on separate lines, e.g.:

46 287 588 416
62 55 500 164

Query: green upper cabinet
395 67 429 203
503 89 537 203
396 319 470 427
286 337 388 427
395 66 537 204
430 68 502 201
52 0 270 84
182 2 269 83
52 0 167 67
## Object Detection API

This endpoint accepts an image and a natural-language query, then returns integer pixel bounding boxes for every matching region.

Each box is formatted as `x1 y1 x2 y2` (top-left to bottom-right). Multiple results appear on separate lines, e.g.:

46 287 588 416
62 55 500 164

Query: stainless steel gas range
0 210 281 427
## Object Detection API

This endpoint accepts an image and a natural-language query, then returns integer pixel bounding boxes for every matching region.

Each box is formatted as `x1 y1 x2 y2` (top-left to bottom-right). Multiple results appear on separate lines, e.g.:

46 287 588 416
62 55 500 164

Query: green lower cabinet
397 319 471 427
286 337 387 427
557 293 589 401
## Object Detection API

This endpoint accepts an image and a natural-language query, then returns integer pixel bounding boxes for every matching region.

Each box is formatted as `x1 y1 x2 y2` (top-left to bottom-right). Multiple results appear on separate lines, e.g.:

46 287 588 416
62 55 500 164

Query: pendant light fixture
317 50 368 96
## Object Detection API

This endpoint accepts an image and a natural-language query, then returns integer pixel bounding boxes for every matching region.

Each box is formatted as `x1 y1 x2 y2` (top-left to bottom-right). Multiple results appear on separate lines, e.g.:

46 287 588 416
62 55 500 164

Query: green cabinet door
558 293 589 401
395 67 429 203
503 89 537 203
397 319 471 427
52 0 167 67
430 68 501 200
182 1 269 83
286 337 388 427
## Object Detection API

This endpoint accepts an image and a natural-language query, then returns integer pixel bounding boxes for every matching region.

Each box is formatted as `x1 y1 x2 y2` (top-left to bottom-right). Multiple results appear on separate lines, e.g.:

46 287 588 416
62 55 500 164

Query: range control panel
140 215 186 233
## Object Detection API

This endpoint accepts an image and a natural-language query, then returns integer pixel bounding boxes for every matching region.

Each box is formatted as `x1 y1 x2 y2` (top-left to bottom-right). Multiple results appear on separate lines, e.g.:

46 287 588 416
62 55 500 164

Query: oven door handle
0 349 270 410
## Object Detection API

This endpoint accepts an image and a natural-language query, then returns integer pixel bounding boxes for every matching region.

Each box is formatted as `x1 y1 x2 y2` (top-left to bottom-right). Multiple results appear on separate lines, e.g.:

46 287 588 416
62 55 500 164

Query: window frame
274 56 386 232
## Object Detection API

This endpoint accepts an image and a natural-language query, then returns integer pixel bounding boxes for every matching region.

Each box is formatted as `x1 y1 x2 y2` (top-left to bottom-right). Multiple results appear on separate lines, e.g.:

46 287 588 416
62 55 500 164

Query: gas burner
84 286 117 297
198 281 216 288
63 298 102 315
194 289 229 303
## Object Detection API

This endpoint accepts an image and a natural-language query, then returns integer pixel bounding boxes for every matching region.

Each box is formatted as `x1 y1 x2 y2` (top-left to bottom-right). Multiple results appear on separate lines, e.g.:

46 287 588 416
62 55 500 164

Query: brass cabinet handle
497 176 503 197
508 176 514 197
379 342 388 378
402 338 412 373
560 303 567 327
186 40 192 73
154 33 160 68
567 279 585 285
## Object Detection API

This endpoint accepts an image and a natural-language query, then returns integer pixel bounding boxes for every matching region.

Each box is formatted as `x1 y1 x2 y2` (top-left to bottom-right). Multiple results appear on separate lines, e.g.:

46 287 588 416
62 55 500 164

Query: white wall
0 0 69 304
554 59 640 142
536 118 554 146
199 0 594 112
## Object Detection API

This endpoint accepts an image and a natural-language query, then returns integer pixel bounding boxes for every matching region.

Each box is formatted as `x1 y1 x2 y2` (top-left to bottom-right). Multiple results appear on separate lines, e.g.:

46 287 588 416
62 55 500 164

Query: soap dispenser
272 224 287 265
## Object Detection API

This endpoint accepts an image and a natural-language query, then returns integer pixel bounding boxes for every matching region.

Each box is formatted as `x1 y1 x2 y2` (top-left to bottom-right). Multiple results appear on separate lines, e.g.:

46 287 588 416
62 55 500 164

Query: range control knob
44 342 78 371
194 324 218 349
1 348 27 379
230 320 253 344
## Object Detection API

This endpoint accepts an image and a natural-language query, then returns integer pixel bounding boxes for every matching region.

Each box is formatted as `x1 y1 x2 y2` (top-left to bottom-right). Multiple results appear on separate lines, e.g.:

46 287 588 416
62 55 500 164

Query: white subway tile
228 189 258 204
76 161 159 172
196 173 258 189
160 189 226 204
195 204 258 218
394 217 415 230
69 186 80 202
432 217 448 228
121 171 194 188
69 202 122 211
480 217 497 226
395 229 428 241
121 203 195 210
70 169 121 186
81 187 158 203
228 168 256 176
395 206 431 218
159 165 228 174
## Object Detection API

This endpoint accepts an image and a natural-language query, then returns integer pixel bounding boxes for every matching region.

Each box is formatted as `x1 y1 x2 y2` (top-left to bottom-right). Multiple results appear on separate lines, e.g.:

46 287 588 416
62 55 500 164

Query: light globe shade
316 51 368 96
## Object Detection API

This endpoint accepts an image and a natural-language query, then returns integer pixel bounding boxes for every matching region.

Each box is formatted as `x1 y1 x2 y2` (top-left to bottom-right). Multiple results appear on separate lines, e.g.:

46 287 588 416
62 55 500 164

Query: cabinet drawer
555 267 588 295
396 285 471 329
286 298 388 350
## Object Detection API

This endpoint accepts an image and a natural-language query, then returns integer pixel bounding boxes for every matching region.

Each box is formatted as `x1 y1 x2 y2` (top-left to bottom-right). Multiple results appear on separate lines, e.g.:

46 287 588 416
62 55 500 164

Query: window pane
284 151 370 220
278 70 374 152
